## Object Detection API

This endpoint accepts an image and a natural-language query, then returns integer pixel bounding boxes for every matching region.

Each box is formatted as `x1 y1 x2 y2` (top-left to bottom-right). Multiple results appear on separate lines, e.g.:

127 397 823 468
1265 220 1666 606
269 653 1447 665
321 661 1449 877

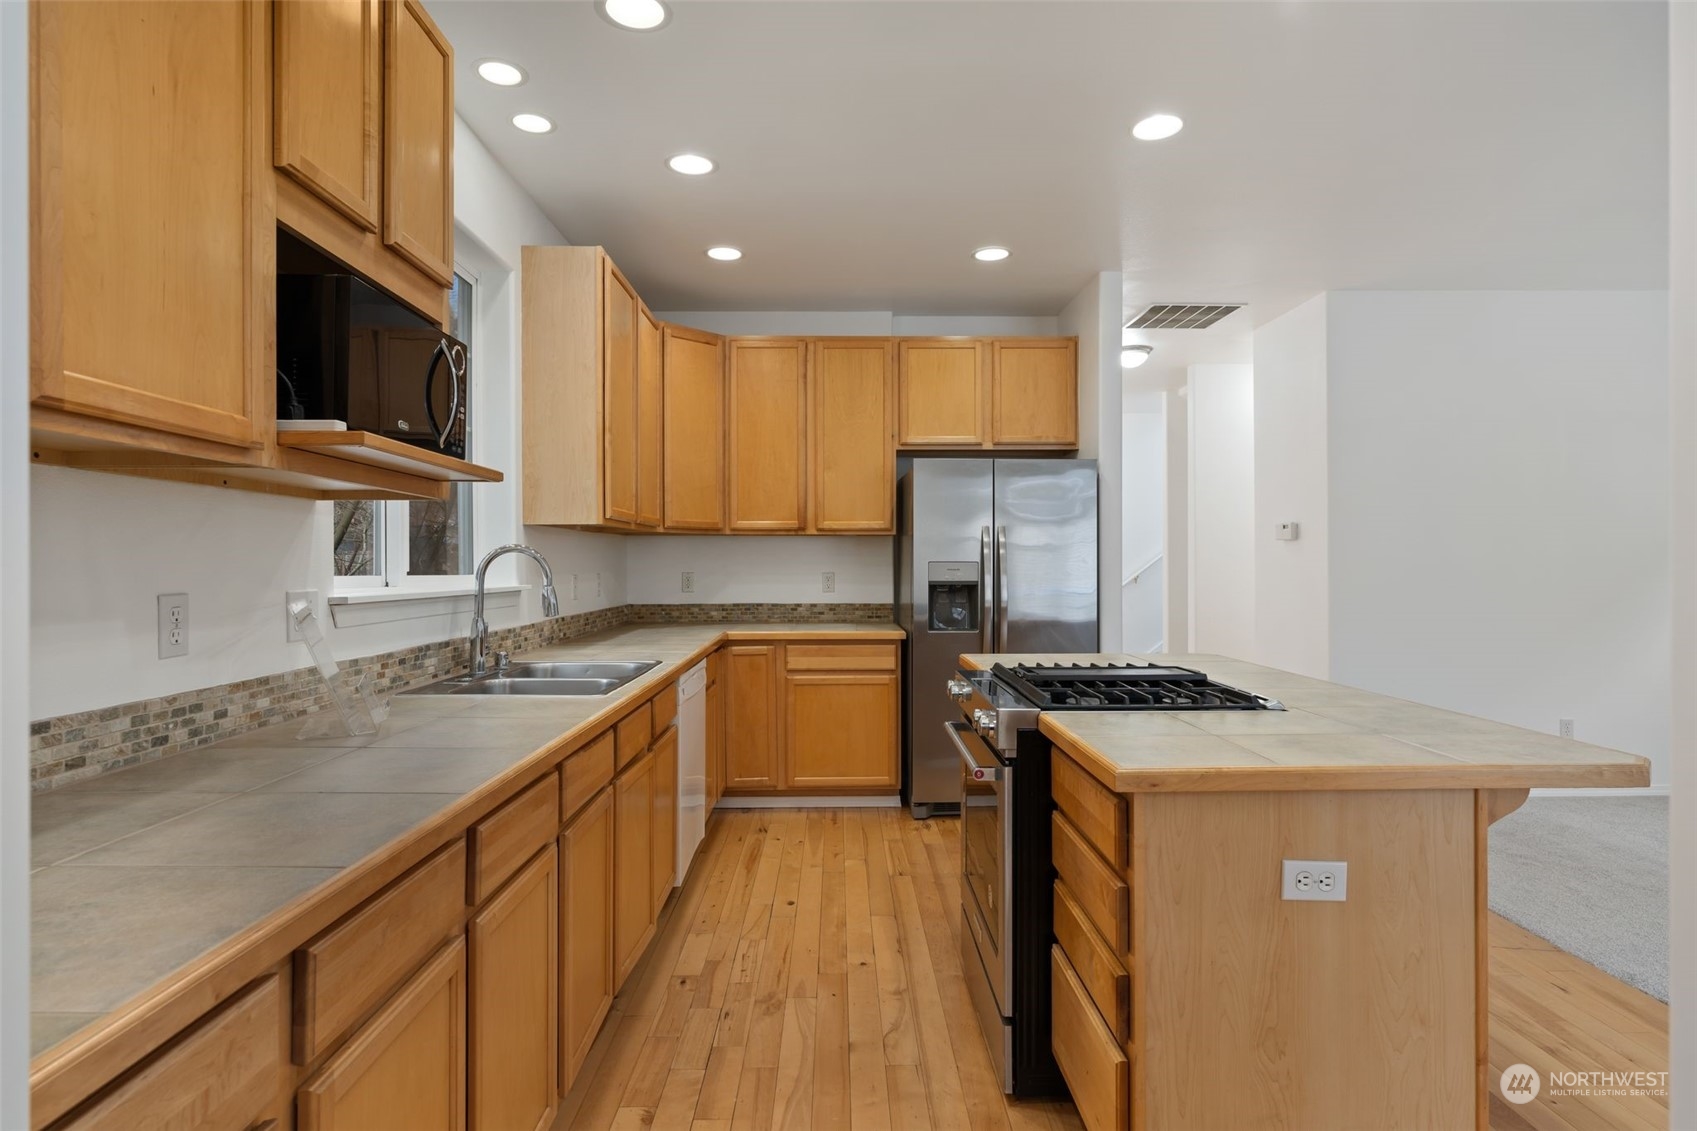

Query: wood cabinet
991 339 1078 447
727 339 809 532
381 0 454 286
810 340 895 532
469 847 558 1131
897 340 985 447
723 645 781 789
559 786 614 1091
274 0 382 232
637 305 665 528
602 260 641 526
784 671 900 789
706 649 725 809
651 723 679 916
613 749 656 989
298 939 467 1131
661 325 728 531
31 0 272 454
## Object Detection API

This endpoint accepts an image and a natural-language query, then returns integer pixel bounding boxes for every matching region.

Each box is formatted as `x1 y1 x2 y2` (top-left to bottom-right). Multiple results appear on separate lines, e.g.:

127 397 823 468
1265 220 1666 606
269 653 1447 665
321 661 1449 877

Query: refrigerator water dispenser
927 561 980 632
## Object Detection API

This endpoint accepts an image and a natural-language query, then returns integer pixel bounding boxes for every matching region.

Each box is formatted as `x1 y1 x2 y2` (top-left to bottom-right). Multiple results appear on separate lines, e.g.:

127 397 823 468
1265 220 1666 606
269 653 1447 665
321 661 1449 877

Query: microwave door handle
979 526 993 653
424 339 462 449
944 721 1001 781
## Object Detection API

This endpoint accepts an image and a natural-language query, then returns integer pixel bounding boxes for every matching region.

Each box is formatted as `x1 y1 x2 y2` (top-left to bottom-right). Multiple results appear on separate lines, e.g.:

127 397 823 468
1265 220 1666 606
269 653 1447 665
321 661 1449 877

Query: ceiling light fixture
706 246 742 261
476 59 526 87
667 153 715 176
1132 114 1184 141
973 246 1011 262
599 0 670 31
1120 345 1154 369
511 112 555 134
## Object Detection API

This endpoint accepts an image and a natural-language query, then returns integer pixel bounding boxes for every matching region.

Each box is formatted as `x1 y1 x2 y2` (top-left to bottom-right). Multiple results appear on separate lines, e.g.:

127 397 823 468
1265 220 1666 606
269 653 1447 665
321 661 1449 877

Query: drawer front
651 681 678 733
295 839 467 1064
1052 753 1128 869
1054 880 1129 1044
63 976 282 1131
562 732 616 821
784 643 899 671
1050 946 1129 1131
615 702 653 769
1052 811 1129 953
470 773 561 905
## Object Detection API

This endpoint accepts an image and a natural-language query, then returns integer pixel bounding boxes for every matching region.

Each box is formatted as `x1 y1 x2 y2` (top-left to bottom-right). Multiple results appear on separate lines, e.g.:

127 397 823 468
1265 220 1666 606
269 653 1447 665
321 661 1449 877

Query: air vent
1125 304 1242 330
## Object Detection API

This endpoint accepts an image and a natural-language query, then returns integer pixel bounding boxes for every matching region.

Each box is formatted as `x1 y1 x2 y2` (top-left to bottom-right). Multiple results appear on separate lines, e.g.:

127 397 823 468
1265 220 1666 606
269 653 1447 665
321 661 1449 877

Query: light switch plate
157 592 189 659
1282 859 1347 902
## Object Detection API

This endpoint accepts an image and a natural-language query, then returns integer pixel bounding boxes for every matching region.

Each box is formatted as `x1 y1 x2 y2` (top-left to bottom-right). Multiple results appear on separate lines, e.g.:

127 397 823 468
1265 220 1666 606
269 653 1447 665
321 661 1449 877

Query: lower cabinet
560 786 614 1091
784 670 900 789
613 748 657 989
724 644 780 789
706 650 725 809
470 846 559 1131
298 939 467 1131
651 723 679 914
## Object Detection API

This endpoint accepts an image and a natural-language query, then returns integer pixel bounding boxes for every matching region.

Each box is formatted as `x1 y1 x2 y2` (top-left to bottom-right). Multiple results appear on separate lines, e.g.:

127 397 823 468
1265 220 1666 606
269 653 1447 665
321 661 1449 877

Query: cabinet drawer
784 643 899 671
563 732 615 822
295 839 466 1064
615 702 653 769
1052 754 1128 869
652 681 678 733
1054 881 1129 1043
1052 811 1129 953
470 774 560 905
62 976 282 1131
1050 946 1128 1131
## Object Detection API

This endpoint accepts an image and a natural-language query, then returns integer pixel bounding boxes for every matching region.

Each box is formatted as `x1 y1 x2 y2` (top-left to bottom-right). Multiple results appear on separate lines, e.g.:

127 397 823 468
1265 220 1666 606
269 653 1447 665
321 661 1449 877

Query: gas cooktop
990 662 1284 712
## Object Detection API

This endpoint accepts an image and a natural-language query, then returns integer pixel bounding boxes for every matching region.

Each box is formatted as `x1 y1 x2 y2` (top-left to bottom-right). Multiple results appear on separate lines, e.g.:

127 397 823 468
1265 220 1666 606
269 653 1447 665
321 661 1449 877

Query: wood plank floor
552 808 1668 1131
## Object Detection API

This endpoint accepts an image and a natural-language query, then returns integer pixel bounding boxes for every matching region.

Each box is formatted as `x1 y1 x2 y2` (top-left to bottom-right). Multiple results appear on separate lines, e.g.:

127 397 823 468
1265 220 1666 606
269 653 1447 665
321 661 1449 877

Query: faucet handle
494 650 510 672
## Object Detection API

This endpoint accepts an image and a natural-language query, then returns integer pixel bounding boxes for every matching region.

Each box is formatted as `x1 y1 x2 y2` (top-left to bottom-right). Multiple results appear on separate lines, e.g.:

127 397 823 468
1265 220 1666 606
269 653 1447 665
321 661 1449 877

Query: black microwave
277 274 469 458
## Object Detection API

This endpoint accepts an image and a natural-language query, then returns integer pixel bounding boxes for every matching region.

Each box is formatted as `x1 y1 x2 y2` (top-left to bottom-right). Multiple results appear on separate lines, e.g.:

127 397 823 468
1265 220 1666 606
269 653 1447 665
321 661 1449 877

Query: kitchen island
961 651 1650 1131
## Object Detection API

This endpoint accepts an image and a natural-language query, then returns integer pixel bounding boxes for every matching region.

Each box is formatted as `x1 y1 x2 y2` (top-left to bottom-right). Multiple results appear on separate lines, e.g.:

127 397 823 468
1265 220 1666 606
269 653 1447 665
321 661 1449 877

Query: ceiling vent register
1125 303 1242 330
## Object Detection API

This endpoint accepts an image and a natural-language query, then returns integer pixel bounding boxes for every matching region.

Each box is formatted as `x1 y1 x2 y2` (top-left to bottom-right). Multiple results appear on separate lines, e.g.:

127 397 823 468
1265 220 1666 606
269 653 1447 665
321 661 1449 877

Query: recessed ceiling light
973 246 1011 262
706 246 742 261
476 59 526 87
599 0 669 31
511 113 554 134
668 153 715 176
1132 114 1184 141
1120 345 1154 369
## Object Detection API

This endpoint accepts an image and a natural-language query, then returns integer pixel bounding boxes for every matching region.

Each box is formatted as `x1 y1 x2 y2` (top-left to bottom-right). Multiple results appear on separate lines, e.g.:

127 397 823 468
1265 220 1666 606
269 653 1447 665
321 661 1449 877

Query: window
333 269 478 586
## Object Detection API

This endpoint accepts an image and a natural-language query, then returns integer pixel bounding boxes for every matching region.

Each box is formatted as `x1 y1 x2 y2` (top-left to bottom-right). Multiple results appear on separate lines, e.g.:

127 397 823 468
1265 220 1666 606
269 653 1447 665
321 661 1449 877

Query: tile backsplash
30 602 893 791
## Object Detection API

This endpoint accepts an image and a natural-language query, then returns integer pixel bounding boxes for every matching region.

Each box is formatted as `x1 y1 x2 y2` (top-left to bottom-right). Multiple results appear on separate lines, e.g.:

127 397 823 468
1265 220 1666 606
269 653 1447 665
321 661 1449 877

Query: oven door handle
945 721 1001 782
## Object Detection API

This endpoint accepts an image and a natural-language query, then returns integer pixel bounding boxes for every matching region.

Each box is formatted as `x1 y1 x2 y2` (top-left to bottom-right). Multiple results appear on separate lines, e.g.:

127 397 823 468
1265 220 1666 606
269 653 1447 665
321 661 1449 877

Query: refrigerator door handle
980 525 993 653
996 525 1009 651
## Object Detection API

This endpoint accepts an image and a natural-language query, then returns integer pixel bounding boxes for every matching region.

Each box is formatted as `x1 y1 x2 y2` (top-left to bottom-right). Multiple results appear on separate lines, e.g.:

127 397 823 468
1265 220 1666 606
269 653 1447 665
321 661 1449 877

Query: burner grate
991 662 1279 712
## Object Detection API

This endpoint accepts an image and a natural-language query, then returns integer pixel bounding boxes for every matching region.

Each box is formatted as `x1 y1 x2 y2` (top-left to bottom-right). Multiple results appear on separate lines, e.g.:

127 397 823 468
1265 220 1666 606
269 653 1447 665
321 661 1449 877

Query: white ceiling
433 0 1668 330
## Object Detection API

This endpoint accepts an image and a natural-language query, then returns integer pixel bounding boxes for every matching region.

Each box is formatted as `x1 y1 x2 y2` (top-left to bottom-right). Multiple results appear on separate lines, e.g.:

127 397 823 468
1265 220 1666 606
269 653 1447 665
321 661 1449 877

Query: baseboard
1528 785 1670 799
714 795 903 809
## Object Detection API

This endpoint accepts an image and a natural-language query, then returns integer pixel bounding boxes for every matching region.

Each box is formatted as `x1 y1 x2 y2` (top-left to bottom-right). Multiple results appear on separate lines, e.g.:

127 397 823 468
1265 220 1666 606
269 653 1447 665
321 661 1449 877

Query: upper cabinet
662 325 727 532
601 260 640 525
727 339 809 533
899 337 1078 450
991 339 1078 447
636 305 665 529
811 339 895 532
897 340 985 447
382 0 454 286
274 0 382 232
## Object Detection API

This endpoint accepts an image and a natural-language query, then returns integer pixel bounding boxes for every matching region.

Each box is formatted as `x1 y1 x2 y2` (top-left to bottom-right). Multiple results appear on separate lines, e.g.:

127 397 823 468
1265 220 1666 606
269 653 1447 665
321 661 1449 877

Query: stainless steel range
949 660 1280 1097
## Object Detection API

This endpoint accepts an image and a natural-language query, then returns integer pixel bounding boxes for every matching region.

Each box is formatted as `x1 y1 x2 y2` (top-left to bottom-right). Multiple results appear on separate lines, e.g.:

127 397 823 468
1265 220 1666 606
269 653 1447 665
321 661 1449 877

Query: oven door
947 721 1013 1014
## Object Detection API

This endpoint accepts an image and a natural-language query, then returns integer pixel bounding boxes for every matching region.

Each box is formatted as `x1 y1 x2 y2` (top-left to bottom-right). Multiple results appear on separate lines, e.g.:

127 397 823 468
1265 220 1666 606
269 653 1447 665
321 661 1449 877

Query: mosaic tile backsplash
30 602 893 791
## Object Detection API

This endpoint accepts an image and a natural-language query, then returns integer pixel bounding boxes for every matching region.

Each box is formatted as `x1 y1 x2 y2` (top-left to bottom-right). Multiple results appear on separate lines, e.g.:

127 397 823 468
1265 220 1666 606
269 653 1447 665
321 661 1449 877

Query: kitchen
0 1 1687 1130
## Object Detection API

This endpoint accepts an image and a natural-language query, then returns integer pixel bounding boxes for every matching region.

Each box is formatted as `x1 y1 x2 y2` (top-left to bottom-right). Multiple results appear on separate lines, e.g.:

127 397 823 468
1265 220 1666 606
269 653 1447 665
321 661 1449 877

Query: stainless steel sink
402 659 661 697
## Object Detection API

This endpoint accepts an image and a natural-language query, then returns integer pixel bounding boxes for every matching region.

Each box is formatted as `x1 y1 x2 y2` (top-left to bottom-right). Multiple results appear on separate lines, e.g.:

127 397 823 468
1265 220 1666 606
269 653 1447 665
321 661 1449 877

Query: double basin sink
403 660 661 697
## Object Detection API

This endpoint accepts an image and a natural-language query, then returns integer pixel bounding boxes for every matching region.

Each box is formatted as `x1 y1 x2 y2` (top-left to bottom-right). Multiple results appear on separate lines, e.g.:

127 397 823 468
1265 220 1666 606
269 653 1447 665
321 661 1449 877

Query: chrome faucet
471 544 561 676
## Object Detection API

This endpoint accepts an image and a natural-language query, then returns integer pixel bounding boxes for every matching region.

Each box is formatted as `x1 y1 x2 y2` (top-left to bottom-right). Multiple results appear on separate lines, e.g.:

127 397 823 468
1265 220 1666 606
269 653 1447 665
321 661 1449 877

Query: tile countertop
959 652 1651 794
29 622 902 1059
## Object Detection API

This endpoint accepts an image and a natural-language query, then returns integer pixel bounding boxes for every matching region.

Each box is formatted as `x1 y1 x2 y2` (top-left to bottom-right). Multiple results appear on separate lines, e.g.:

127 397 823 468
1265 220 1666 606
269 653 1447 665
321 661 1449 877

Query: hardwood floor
553 808 1668 1131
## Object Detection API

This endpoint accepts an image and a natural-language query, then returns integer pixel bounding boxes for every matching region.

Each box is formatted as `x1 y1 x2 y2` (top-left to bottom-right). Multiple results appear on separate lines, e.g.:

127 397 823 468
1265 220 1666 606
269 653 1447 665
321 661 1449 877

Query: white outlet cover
1282 859 1347 902
682 571 695 593
157 592 189 659
821 571 836 593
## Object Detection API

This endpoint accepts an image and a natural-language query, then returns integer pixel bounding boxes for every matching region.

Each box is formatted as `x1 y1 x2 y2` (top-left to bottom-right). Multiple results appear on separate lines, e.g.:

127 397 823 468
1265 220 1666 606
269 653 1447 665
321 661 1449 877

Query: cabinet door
602 260 641 525
991 339 1078 447
785 673 900 789
274 0 381 230
298 939 467 1131
897 340 985 446
613 751 656 988
32 0 269 450
636 305 664 528
810 340 894 532
560 788 614 1091
705 655 724 809
724 645 780 789
727 340 808 531
470 847 558 1131
662 325 727 531
382 0 454 285
651 724 678 914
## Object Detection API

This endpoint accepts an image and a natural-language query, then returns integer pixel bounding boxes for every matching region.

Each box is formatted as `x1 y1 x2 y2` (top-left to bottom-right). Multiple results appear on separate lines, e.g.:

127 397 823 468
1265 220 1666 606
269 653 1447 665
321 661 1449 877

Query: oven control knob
947 679 973 699
973 709 997 731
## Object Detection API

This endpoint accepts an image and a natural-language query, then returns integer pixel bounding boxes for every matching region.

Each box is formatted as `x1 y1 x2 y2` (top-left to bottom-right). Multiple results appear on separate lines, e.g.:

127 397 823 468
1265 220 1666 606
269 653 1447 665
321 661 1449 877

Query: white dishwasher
675 660 708 883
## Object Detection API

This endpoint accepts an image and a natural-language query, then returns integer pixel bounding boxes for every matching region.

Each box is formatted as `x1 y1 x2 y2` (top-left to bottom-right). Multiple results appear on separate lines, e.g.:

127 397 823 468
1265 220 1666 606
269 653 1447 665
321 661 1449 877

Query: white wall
1162 389 1190 654
1186 365 1256 657
1252 294 1330 677
1326 291 1670 783
1062 272 1125 650
1 0 30 1114
625 537 892 605
1121 395 1166 651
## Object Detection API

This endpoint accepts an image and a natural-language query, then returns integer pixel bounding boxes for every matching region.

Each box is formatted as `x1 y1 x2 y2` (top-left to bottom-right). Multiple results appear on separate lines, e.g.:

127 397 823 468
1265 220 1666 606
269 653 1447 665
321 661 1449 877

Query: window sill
328 584 526 629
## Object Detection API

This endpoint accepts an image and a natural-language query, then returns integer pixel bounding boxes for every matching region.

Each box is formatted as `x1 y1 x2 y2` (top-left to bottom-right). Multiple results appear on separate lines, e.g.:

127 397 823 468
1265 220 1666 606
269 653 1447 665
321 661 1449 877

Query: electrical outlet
569 574 580 602
1282 859 1347 902
285 589 319 643
1558 718 1575 739
595 572 603 598
682 571 695 594
821 571 836 594
157 592 189 659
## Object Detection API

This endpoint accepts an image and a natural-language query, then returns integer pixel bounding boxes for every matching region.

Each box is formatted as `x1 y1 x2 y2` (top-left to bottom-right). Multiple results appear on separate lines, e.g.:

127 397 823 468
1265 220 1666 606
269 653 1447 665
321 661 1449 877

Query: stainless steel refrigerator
896 459 1098 816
